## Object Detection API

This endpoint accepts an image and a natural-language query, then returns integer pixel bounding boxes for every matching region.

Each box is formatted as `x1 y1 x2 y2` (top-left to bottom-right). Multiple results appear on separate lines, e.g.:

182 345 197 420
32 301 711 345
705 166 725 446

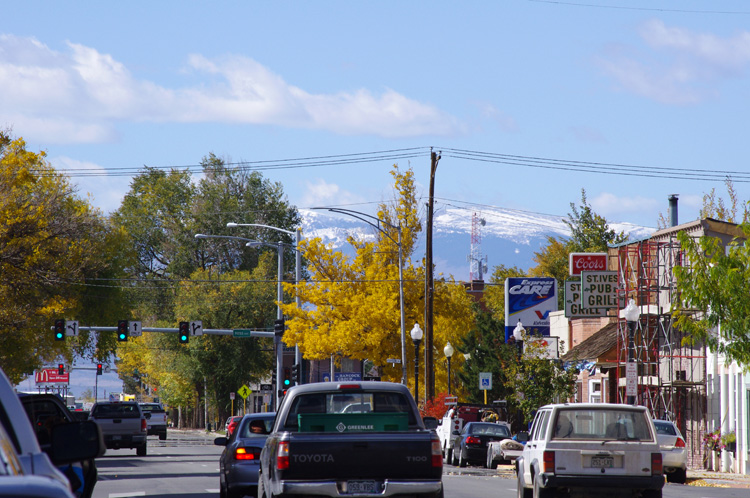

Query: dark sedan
451 421 511 467
214 412 275 498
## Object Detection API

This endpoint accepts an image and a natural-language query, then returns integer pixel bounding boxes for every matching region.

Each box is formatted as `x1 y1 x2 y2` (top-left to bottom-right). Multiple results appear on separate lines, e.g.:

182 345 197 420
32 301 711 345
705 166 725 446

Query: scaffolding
616 238 707 469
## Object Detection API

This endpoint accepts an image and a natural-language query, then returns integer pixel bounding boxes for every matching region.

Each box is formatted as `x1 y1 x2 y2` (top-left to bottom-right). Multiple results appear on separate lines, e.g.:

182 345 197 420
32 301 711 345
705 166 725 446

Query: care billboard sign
505 277 557 340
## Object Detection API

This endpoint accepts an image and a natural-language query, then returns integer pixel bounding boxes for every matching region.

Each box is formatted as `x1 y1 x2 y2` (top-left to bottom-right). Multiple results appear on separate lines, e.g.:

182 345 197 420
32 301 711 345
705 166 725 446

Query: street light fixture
443 341 454 395
624 299 641 405
411 323 423 402
313 207 407 385
195 233 287 410
513 320 525 359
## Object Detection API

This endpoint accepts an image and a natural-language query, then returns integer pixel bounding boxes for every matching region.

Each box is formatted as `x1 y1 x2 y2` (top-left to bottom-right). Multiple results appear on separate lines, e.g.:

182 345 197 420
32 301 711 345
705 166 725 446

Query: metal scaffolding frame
616 238 707 468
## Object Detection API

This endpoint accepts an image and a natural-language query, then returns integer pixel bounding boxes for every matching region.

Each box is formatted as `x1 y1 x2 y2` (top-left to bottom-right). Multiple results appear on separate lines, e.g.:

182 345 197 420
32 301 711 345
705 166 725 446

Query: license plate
591 456 614 468
346 480 378 494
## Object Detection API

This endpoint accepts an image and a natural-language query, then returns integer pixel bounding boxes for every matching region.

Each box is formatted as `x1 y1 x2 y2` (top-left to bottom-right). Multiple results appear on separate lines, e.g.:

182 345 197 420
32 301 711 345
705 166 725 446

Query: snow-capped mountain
301 208 656 281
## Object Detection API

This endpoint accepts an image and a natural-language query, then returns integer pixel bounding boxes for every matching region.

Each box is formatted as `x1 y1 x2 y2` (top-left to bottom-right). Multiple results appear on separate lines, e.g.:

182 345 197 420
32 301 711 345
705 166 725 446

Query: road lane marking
109 493 146 498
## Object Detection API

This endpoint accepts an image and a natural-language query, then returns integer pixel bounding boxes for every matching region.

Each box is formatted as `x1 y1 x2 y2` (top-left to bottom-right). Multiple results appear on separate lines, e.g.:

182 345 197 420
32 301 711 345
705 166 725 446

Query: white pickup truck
139 402 168 440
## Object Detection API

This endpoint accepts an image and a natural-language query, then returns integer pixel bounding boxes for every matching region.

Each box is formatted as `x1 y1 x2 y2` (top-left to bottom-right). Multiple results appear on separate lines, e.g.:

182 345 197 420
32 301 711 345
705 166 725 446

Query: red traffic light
58 364 64 375
96 364 103 375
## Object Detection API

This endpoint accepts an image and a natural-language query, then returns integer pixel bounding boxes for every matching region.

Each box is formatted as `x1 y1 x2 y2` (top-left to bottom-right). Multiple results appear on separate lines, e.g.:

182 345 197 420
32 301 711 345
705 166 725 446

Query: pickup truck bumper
276 479 442 497
103 434 147 449
540 473 664 491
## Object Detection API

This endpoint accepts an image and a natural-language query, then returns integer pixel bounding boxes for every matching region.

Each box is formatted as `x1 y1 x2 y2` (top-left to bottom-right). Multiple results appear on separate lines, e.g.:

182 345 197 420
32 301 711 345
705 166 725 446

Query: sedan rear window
92 404 141 418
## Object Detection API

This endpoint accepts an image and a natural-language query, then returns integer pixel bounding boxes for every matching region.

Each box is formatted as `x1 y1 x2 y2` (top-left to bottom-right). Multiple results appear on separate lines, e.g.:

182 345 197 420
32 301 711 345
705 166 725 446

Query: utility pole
424 149 440 402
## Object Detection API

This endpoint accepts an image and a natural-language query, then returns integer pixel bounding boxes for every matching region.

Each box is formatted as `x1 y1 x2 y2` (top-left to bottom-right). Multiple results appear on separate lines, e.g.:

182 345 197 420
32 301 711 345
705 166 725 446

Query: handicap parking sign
479 372 492 390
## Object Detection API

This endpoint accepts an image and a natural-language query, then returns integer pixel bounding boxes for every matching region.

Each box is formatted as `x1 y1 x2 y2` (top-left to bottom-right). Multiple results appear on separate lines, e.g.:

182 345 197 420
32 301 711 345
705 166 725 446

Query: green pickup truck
259 381 443 498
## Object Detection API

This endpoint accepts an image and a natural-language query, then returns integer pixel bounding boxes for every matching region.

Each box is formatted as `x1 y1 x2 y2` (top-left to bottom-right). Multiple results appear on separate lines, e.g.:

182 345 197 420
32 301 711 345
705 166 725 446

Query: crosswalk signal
58 364 64 375
54 319 65 341
178 321 189 343
291 364 300 385
96 364 103 375
117 320 129 342
283 367 291 387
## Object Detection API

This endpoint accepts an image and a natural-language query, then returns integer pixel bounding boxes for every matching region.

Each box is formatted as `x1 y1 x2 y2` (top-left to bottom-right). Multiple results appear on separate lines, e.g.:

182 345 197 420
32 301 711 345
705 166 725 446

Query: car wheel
667 468 687 484
451 447 459 466
444 447 451 465
159 432 167 441
517 468 532 498
219 482 227 498
458 449 467 468
486 451 498 469
136 444 147 457
258 476 267 498
533 474 554 498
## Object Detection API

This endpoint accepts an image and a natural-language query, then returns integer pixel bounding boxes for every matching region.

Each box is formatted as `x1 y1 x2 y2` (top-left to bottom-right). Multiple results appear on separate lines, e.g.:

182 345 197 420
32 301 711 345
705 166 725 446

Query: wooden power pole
424 149 440 402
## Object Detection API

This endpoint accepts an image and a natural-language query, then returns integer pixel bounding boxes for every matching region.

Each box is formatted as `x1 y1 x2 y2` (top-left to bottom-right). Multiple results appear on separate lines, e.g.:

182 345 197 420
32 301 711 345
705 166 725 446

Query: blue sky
4 1 750 229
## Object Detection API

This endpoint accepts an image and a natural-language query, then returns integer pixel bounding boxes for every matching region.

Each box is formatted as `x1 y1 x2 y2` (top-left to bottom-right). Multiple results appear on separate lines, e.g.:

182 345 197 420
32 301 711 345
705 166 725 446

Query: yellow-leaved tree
281 166 475 396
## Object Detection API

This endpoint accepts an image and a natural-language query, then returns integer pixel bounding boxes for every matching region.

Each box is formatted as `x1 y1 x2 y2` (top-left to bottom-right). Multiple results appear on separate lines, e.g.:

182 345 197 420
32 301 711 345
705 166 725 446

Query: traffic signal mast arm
49 325 276 337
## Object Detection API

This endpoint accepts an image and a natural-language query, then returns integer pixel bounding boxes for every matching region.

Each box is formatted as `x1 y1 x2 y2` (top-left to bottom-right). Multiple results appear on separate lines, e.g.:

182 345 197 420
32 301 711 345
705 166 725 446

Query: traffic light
117 320 129 342
274 319 285 338
271 370 277 384
58 364 64 375
96 364 103 375
178 321 189 343
54 319 65 341
283 367 291 387
291 363 300 385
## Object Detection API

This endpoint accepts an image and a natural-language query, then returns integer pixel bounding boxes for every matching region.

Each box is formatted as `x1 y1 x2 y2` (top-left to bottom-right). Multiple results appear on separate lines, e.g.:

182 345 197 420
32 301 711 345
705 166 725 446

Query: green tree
565 189 627 253
483 264 526 322
672 227 750 366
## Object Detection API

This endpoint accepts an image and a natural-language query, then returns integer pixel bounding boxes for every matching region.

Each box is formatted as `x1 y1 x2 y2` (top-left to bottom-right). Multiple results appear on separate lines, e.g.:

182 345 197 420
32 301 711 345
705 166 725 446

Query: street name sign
233 329 253 338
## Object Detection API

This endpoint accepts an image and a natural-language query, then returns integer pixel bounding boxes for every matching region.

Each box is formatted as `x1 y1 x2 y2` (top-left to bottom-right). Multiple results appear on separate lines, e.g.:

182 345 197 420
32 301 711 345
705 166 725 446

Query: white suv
516 403 664 498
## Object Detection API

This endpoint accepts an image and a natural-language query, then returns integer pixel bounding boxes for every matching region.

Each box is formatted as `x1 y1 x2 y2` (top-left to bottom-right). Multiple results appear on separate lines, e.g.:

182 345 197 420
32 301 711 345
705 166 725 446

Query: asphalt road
91 431 749 498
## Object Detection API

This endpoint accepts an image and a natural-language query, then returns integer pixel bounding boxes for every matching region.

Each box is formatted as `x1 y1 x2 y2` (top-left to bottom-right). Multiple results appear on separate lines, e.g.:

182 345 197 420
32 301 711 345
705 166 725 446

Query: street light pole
313 207 407 385
444 341 454 395
624 299 641 405
411 323 423 402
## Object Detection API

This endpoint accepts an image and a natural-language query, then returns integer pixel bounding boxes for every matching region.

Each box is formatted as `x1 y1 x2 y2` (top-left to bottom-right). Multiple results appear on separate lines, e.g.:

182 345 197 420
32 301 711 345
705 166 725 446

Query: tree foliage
483 264 525 322
0 131 127 382
672 227 750 367
281 166 475 395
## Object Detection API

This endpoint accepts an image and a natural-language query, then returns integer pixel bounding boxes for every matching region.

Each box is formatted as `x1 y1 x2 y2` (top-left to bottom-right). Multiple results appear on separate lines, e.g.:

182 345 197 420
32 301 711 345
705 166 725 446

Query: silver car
653 420 687 483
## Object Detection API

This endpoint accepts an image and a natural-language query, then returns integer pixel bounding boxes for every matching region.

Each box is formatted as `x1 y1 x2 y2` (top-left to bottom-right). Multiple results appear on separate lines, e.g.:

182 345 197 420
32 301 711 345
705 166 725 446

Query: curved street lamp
313 207 407 385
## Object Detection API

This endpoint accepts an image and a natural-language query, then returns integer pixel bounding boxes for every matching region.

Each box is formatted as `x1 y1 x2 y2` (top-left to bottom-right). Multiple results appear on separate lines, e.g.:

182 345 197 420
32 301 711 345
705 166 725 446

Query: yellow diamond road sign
237 385 252 399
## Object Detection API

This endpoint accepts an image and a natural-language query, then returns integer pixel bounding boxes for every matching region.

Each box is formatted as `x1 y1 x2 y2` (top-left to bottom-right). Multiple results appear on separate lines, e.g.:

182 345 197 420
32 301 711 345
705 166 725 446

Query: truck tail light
543 451 555 473
431 436 443 468
651 452 663 475
277 441 289 470
675 438 686 448
235 447 261 461
466 436 481 445
141 418 148 431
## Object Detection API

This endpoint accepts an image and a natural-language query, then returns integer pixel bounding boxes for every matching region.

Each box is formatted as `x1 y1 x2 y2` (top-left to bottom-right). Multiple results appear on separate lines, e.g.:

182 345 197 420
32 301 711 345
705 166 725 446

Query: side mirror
452 430 460 436
214 436 228 446
50 421 104 464
423 417 438 430
516 431 529 443
144 412 152 420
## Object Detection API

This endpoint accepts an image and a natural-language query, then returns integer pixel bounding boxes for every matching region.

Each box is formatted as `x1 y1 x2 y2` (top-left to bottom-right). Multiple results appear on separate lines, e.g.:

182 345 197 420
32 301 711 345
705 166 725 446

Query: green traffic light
284 379 290 386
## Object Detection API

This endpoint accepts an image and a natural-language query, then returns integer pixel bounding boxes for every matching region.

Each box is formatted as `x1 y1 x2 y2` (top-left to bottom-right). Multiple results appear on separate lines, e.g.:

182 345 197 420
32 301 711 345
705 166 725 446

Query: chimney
668 195 679 227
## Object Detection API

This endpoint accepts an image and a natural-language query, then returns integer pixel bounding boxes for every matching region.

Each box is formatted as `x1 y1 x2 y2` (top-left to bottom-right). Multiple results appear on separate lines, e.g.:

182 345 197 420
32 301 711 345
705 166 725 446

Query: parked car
450 421 512 467
653 419 687 484
18 393 101 498
139 402 168 440
214 412 276 498
225 416 242 436
516 403 664 498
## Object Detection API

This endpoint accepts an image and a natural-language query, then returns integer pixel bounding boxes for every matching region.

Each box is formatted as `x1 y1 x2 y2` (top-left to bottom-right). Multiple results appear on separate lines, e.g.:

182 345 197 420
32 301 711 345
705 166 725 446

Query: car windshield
551 408 654 441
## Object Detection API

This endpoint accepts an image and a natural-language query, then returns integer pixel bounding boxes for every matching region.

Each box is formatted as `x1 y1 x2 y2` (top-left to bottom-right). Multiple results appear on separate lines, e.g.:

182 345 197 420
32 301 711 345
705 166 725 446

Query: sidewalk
687 469 750 489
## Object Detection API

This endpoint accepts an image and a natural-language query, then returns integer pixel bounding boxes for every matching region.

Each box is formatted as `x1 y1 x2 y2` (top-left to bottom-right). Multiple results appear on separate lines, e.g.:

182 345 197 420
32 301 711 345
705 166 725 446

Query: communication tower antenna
468 212 488 281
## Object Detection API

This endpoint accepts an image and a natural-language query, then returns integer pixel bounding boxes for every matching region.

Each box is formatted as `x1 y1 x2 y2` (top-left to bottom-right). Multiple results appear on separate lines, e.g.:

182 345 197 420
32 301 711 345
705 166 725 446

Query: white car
653 419 687 484
516 403 664 498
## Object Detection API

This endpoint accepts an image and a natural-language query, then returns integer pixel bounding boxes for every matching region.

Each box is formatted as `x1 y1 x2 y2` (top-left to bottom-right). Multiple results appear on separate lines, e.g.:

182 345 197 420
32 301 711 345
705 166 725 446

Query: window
589 380 601 404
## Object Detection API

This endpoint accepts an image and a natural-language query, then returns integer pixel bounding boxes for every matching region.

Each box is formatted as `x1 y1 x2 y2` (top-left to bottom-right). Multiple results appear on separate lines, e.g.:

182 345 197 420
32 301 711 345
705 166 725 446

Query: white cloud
599 19 750 104
53 156 127 213
0 35 464 143
299 179 365 208
590 192 661 220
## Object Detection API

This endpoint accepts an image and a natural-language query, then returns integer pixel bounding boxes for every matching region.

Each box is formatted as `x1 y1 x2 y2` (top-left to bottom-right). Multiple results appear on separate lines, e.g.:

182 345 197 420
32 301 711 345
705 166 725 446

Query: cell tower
468 212 488 281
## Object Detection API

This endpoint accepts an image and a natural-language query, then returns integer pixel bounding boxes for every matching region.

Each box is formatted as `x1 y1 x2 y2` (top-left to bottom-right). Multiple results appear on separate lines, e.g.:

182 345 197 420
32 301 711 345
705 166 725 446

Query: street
92 432 748 498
